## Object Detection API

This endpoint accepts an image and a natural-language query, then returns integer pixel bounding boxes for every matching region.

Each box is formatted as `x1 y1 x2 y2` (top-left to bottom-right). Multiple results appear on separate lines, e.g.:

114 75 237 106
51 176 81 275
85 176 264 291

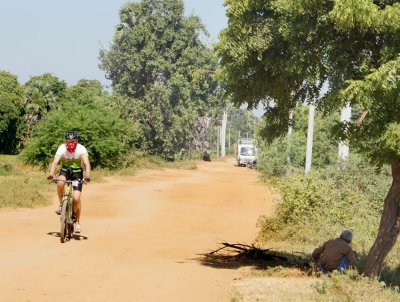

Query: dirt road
0 159 274 302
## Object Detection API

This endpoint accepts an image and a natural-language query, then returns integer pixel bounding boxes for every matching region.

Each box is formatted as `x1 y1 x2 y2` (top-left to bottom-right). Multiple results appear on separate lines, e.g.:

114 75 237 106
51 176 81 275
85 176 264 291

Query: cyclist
312 229 358 273
47 130 91 234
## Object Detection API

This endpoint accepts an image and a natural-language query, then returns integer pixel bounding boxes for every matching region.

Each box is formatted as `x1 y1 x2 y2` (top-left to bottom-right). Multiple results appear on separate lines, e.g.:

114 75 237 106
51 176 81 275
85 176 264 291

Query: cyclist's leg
56 173 67 213
57 171 68 199
73 190 82 222
71 171 84 223
72 183 82 233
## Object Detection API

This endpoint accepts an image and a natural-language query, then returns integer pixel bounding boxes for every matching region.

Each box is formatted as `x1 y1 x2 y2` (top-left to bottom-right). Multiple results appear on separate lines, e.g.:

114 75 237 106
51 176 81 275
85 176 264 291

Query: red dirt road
0 159 273 302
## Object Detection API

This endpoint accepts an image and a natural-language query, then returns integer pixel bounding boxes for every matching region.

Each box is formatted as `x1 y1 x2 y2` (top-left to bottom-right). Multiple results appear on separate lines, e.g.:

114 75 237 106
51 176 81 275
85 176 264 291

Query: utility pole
287 110 293 164
228 128 231 155
220 111 227 157
217 127 220 157
305 105 315 174
338 103 352 161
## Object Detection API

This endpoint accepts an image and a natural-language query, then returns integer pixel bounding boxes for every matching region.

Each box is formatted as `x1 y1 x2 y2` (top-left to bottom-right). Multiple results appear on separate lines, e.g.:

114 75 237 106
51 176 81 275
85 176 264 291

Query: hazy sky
0 0 227 87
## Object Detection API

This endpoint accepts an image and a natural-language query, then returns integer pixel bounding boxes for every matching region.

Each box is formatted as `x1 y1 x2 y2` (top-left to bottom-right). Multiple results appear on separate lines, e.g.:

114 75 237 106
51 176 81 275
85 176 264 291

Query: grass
0 155 53 209
89 156 198 183
136 156 198 170
230 263 400 302
231 276 317 302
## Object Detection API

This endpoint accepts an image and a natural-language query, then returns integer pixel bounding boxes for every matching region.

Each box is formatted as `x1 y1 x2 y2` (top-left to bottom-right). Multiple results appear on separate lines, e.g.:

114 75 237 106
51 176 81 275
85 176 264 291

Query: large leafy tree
99 0 223 159
0 71 25 154
217 0 400 276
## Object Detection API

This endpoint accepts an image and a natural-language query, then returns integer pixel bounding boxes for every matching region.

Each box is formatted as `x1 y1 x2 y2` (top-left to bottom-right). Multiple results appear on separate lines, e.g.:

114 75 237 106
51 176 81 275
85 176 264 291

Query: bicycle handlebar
51 179 85 184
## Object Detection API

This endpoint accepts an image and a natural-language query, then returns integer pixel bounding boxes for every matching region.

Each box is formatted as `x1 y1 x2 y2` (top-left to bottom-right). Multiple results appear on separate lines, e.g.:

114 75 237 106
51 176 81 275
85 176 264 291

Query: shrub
21 101 142 170
258 155 390 251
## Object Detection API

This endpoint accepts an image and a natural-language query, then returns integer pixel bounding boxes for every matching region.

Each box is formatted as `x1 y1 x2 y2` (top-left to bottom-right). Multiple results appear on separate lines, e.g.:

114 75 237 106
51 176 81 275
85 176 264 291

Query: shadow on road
195 242 312 272
47 232 88 241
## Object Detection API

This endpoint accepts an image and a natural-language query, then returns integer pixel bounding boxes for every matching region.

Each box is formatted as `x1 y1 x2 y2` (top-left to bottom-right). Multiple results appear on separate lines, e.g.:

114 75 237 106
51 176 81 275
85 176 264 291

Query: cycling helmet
340 229 353 243
65 130 79 140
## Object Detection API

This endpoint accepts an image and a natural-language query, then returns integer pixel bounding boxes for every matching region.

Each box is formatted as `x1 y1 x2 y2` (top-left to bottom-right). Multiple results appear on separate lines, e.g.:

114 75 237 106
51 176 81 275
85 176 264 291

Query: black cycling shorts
59 167 84 192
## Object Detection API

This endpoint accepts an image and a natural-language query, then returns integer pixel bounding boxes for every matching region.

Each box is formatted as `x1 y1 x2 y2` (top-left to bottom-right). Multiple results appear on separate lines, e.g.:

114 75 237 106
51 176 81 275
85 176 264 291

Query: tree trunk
363 160 400 277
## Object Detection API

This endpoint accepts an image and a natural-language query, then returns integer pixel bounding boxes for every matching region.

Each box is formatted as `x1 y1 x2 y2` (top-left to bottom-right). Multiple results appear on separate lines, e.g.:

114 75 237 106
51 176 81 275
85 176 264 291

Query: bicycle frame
53 179 82 243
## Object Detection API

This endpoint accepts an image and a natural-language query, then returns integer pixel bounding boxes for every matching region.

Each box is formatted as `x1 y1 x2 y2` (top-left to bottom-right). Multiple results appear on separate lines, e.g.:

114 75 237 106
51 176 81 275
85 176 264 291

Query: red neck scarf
66 141 77 153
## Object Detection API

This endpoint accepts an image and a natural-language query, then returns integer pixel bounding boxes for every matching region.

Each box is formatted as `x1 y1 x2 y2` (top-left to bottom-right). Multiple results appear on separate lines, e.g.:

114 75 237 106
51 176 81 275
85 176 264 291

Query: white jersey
55 143 88 169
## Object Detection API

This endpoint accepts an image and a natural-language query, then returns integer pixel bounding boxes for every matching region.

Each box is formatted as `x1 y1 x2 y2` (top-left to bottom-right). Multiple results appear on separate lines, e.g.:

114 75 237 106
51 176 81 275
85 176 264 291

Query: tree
0 71 25 154
24 73 67 141
99 0 224 159
217 0 400 276
65 79 105 104
21 100 142 170
227 107 258 140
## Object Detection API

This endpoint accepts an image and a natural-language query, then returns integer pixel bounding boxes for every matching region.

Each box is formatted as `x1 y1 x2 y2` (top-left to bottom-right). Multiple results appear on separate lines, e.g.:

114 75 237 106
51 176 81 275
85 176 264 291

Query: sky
0 0 228 87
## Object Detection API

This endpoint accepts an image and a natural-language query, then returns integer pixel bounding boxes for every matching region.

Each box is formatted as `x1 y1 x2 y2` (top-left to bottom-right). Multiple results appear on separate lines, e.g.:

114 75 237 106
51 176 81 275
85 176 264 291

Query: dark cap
340 229 353 243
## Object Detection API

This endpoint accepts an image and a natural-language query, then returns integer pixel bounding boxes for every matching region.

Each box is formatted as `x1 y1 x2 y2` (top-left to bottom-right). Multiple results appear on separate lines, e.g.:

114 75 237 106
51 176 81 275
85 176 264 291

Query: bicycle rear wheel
60 197 68 243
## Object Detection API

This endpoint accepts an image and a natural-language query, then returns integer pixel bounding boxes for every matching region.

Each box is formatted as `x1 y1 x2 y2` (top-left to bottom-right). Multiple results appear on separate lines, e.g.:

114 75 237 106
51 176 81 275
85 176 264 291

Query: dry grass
225 235 400 301
231 276 318 302
231 270 400 302
228 241 400 301
91 157 199 181
0 155 52 209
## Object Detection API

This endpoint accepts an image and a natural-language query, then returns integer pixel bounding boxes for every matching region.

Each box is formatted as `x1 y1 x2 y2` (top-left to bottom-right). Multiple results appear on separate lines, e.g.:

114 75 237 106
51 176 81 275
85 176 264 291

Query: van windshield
240 147 255 156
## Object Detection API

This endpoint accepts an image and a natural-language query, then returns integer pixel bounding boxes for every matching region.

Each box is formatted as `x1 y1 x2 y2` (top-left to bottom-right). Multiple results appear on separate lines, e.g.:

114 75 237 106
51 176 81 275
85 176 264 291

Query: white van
236 138 257 166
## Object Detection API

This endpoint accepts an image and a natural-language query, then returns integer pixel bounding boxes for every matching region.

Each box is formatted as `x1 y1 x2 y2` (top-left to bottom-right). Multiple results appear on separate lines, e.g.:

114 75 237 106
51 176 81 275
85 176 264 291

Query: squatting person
312 229 358 273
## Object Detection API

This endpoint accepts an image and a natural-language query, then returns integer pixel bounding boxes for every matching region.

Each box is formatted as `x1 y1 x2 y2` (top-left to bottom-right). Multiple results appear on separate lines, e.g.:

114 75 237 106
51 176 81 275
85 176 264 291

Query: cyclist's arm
82 155 91 179
48 156 61 178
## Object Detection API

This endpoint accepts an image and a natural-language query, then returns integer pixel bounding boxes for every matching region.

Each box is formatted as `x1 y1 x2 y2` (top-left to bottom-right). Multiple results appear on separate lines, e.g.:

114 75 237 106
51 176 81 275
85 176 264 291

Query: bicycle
52 179 83 243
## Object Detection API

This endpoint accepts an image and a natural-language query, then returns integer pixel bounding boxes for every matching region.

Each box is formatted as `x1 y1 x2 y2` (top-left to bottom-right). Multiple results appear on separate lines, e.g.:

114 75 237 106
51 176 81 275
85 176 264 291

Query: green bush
257 133 306 176
20 101 142 170
258 155 390 250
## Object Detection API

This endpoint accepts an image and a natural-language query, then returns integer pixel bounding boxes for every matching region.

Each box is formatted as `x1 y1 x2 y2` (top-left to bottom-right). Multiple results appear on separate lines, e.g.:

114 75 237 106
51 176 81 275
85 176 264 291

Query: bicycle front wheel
66 197 74 239
60 197 68 243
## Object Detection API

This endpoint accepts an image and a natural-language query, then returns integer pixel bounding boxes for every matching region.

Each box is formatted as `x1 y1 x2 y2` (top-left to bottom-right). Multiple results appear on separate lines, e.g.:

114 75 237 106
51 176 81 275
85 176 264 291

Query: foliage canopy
0 71 25 154
217 0 400 166
99 0 224 158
